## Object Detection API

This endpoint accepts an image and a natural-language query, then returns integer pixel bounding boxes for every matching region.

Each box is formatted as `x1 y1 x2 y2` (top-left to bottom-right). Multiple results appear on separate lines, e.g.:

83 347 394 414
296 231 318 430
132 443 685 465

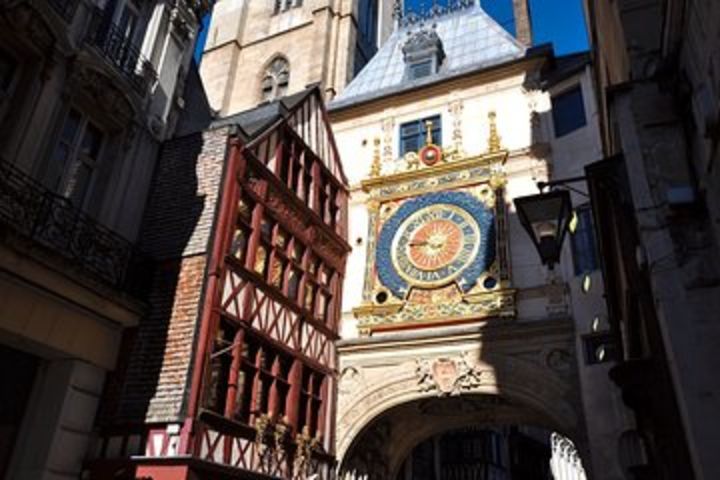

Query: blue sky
193 0 588 63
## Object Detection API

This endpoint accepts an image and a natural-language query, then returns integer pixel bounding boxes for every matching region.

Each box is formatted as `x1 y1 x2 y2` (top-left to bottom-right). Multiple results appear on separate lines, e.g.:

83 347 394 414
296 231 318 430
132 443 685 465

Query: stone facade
200 0 395 115
0 1 206 478
585 0 720 478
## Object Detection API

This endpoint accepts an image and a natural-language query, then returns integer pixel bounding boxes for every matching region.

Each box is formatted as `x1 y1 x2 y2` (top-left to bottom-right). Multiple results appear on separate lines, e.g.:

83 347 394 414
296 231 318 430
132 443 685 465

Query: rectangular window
408 60 433 80
205 321 236 415
118 4 139 42
298 366 324 437
149 7 169 69
219 333 325 434
399 115 441 156
48 108 105 208
274 0 301 13
570 205 599 275
551 86 587 137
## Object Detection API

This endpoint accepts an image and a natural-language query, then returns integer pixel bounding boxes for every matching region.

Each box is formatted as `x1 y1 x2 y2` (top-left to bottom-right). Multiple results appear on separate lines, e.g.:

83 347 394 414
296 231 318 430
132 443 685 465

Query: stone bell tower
199 0 396 116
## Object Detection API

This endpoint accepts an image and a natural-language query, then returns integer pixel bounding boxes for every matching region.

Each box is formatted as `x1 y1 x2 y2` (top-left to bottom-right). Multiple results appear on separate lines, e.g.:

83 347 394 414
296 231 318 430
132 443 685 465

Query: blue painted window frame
399 115 441 156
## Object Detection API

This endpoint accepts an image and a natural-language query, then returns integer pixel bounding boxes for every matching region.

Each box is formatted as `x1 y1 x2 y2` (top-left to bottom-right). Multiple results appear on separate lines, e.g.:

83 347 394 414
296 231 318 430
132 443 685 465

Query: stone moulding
361 150 508 197
335 348 581 464
416 352 489 395
352 288 516 334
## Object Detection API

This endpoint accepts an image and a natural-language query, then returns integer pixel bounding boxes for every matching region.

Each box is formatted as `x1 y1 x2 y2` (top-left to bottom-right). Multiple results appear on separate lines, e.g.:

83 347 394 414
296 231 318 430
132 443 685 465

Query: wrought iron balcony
47 0 79 22
84 8 158 95
0 160 142 292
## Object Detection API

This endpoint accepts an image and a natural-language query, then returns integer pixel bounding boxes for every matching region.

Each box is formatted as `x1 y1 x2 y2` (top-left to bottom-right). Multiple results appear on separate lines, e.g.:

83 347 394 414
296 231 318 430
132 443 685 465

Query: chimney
512 0 533 46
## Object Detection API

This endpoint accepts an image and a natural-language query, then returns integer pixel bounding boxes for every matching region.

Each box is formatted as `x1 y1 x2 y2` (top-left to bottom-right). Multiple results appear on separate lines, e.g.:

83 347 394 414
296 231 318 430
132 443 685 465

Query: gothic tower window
354 0 379 75
261 57 290 102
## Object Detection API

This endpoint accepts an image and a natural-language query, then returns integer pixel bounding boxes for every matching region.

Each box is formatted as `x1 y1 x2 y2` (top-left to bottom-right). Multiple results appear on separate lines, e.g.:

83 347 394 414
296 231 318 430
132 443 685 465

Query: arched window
261 57 290 101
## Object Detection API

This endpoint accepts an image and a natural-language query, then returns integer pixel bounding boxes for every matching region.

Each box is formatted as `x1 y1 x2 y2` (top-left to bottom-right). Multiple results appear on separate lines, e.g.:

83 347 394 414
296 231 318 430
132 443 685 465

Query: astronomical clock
353 115 515 334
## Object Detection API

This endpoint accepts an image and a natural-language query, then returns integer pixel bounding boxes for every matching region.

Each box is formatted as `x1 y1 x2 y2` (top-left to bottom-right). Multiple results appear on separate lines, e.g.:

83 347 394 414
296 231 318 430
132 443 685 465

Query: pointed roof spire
392 0 403 27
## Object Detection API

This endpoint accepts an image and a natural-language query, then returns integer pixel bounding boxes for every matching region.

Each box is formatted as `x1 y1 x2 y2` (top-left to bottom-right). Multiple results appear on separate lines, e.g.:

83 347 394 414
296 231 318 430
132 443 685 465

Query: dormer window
260 57 290 102
408 60 432 80
274 0 303 14
401 26 445 80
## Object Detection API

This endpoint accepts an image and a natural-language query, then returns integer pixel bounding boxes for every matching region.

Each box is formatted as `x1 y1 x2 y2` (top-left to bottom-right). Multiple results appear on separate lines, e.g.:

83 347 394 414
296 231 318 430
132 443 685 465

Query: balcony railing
47 0 80 22
84 8 158 95
0 160 142 292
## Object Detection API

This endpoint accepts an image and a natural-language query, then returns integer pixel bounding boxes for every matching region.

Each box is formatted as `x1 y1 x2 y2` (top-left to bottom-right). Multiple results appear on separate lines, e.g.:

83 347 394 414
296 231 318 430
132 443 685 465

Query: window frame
273 0 303 14
47 107 107 209
408 59 433 80
204 327 327 438
399 114 442 157
260 57 290 102
570 204 600 276
230 201 339 324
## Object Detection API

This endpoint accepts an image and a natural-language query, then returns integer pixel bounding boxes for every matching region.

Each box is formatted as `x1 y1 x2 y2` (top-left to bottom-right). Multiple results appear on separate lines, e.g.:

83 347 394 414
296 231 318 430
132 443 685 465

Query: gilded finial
488 111 502 153
370 138 382 177
425 120 434 146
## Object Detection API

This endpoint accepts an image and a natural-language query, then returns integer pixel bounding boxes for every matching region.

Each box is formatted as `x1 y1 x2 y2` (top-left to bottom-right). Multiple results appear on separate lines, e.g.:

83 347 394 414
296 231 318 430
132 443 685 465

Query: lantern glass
513 190 573 268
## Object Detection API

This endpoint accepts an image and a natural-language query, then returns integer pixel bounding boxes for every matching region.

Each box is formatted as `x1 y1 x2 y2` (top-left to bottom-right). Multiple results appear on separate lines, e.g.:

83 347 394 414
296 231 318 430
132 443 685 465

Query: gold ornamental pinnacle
488 111 502 153
370 137 382 177
425 120 434 145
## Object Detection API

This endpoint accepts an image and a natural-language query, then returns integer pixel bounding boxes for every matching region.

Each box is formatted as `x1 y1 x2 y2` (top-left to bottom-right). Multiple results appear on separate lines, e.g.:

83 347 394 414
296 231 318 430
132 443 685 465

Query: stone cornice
337 317 574 353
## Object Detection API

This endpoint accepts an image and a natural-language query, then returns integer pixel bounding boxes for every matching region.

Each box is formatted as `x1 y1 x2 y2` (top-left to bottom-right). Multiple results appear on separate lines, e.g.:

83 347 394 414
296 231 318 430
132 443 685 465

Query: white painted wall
331 64 631 479
333 71 560 337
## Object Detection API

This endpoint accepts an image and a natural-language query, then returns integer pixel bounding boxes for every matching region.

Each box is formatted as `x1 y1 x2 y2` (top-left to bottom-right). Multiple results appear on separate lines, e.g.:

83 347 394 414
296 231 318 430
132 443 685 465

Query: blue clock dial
376 191 495 299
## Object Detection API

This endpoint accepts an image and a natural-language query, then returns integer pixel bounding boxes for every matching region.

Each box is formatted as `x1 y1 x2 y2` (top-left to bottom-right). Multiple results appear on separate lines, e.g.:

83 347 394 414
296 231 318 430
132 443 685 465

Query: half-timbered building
88 87 350 480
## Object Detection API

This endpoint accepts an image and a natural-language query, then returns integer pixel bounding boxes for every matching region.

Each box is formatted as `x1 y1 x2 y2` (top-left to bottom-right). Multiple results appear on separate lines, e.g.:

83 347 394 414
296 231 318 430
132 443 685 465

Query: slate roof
540 51 591 88
211 88 311 140
330 4 527 109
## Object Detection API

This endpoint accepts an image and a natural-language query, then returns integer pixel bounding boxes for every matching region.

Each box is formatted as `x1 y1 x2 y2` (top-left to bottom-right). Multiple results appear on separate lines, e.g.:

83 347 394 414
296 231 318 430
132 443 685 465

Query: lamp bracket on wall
537 176 589 197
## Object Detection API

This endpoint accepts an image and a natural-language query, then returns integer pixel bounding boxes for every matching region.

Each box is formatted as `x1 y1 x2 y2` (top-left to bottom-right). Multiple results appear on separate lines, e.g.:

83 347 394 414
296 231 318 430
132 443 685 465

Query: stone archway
335 320 589 478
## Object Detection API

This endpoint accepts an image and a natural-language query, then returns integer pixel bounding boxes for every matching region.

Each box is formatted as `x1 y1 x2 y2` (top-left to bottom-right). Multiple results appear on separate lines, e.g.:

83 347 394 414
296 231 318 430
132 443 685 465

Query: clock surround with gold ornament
354 114 515 334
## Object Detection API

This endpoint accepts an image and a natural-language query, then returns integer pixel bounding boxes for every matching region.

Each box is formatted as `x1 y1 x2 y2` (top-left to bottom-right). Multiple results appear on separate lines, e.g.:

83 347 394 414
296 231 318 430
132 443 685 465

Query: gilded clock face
392 204 480 288
376 191 495 299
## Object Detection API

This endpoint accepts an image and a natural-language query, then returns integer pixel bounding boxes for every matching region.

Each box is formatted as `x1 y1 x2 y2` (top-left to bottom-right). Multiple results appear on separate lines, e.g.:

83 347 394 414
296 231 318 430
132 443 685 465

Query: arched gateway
335 320 589 478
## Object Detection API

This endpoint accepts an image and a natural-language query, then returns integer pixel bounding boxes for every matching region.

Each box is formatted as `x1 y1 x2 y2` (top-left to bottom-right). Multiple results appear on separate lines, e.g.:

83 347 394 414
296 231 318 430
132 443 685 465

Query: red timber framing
90 89 349 480
191 89 350 479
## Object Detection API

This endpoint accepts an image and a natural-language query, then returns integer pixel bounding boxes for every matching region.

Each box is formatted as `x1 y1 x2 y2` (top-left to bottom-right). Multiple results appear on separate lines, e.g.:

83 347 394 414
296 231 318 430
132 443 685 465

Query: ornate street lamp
513 189 573 269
